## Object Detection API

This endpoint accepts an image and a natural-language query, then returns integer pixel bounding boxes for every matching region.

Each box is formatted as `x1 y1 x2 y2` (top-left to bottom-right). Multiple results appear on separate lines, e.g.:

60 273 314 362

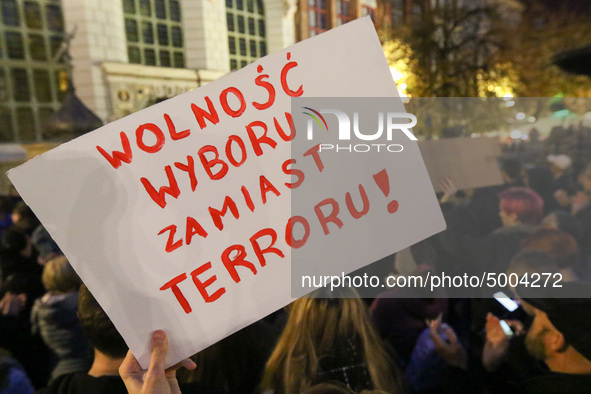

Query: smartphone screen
493 291 519 312
500 320 514 337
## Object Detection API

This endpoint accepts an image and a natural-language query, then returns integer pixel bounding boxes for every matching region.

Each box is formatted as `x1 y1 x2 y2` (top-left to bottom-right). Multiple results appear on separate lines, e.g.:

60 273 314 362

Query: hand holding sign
120 330 196 394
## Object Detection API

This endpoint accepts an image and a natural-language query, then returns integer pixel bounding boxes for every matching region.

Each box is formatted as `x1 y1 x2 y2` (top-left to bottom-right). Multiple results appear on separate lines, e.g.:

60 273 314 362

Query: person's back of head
0 227 28 256
1 272 44 315
0 228 38 285
507 249 561 278
526 167 554 197
518 282 591 374
180 319 277 394
498 187 544 226
263 287 402 394
502 159 523 184
78 284 127 360
520 229 579 269
31 225 61 266
542 210 584 243
42 256 80 294
11 202 38 235
395 240 437 277
409 239 437 272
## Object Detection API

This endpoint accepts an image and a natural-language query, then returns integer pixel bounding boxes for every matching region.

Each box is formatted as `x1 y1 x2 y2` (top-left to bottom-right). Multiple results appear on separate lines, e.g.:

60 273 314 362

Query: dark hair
521 229 579 268
507 249 560 276
502 159 522 181
78 284 128 359
180 320 277 394
542 210 584 243
12 202 39 235
526 167 553 197
31 225 61 259
410 239 437 266
0 228 28 254
12 201 34 220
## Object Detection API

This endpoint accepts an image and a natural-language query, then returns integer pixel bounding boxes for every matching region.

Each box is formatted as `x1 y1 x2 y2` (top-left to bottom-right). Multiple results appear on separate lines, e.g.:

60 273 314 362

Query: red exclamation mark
373 169 399 214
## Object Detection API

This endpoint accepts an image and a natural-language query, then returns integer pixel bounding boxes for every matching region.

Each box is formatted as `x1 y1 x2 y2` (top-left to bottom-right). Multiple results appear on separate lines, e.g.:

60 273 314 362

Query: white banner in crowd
419 137 503 192
8 18 445 367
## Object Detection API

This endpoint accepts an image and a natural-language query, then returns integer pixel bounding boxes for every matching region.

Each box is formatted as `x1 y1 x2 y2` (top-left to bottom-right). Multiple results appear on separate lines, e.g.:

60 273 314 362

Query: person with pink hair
498 187 544 227
442 186 543 277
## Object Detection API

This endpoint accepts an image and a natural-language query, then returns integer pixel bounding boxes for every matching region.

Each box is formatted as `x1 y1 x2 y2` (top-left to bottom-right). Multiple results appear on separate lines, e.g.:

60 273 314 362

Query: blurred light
399 83 407 91
516 112 526 120
528 116 536 123
390 67 403 82
505 100 515 108
504 94 513 100
510 130 521 139
520 134 528 140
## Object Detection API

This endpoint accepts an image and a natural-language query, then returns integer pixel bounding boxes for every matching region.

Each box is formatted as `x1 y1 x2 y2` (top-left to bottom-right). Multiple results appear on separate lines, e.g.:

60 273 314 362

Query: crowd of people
0 141 591 394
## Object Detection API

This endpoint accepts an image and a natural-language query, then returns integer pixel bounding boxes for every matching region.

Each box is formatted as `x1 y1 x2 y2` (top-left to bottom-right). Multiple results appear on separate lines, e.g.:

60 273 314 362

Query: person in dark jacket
31 256 91 381
547 154 574 195
0 348 34 394
38 284 210 394
370 240 447 364
0 227 40 282
525 167 560 215
37 284 129 394
486 281 591 394
441 186 544 335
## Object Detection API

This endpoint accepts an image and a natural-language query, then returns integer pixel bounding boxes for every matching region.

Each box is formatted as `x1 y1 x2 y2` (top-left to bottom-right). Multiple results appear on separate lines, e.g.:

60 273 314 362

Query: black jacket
35 373 127 394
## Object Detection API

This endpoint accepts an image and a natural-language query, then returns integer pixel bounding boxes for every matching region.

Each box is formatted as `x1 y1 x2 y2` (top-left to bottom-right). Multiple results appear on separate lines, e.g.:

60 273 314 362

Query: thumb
147 330 168 378
486 313 499 329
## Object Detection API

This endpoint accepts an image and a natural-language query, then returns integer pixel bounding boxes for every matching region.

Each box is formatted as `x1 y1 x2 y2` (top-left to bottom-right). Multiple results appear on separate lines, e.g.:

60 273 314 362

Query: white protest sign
418 137 503 192
8 17 445 368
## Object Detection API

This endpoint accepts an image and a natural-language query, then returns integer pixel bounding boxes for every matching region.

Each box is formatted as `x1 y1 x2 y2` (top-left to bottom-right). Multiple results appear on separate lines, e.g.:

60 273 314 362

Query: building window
336 0 351 25
411 1 422 25
308 0 327 36
390 0 404 26
123 0 185 68
226 0 266 70
0 0 67 142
